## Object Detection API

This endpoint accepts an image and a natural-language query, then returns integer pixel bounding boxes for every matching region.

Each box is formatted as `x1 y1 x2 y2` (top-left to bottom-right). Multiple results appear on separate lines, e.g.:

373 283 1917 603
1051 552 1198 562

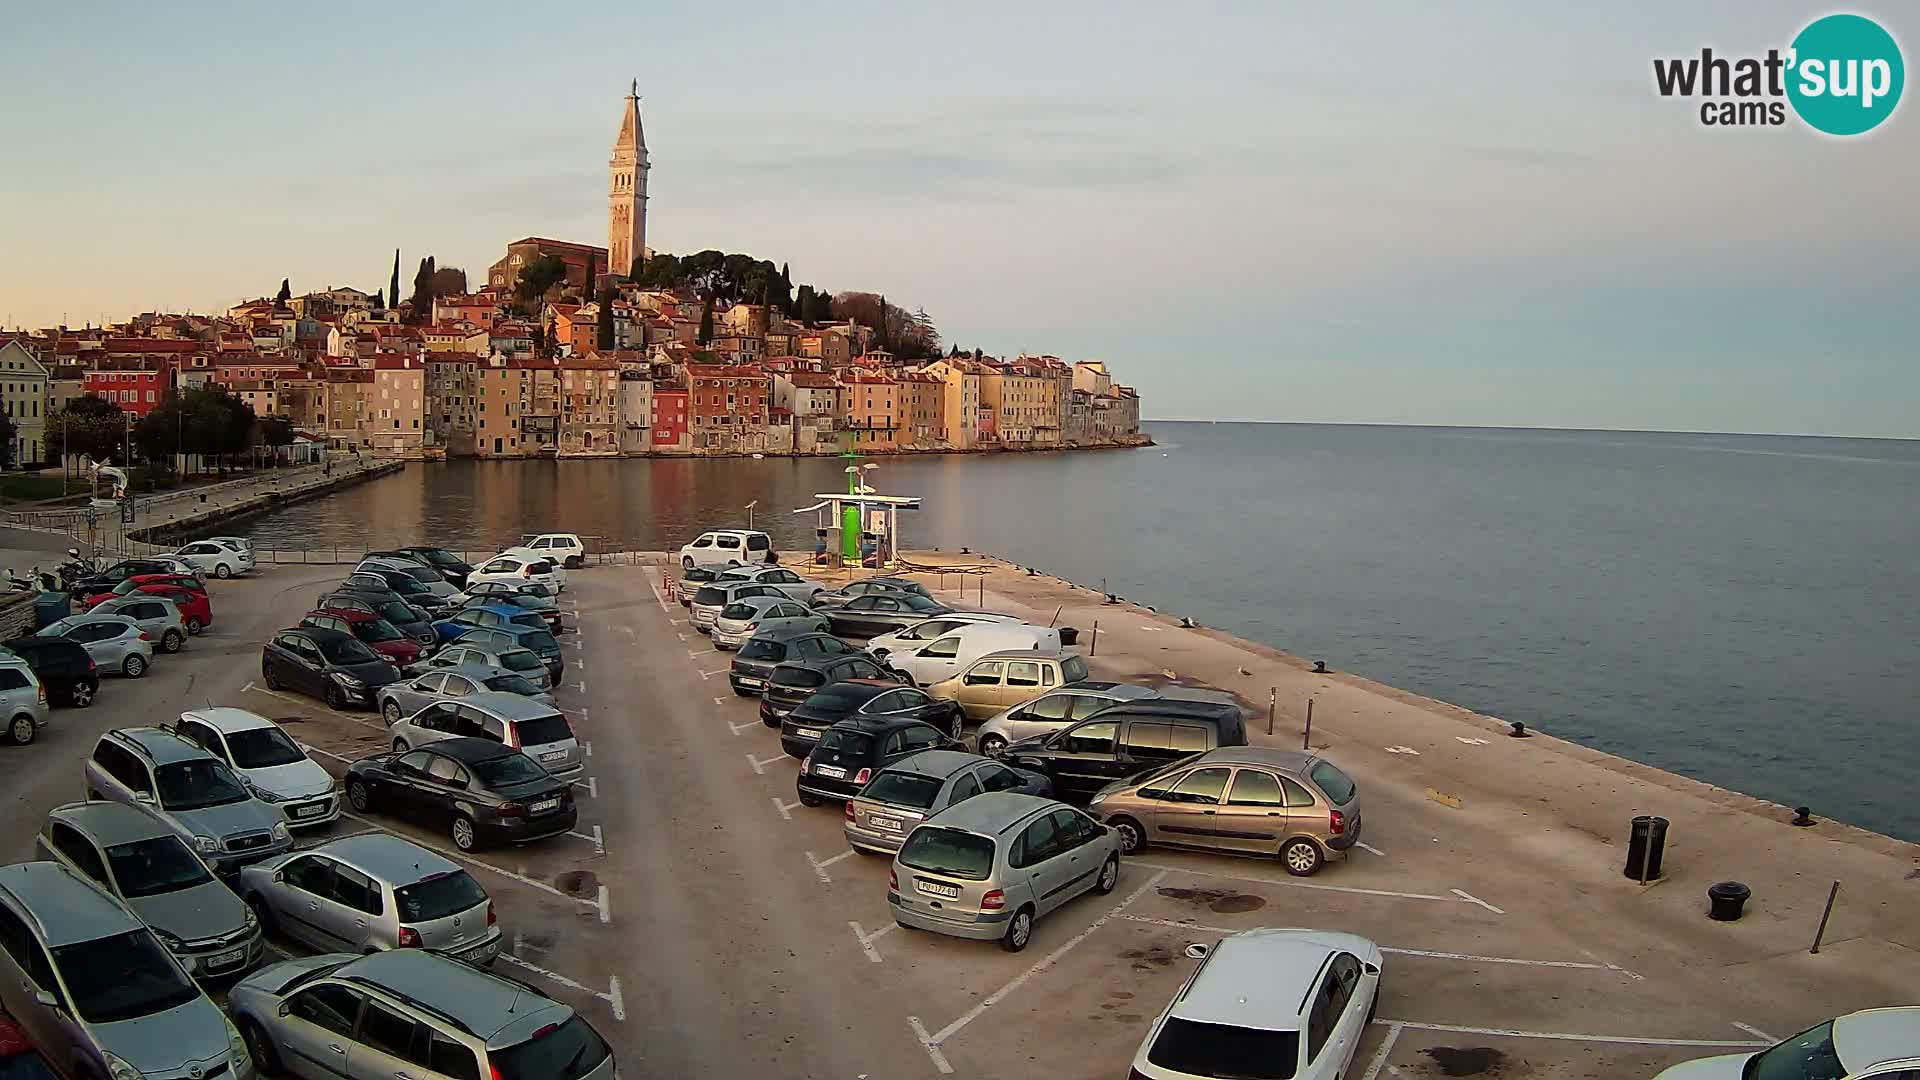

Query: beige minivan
926 649 1091 722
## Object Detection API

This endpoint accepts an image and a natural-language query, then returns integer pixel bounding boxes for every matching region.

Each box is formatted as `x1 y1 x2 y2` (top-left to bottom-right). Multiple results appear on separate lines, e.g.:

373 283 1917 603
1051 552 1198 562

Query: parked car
451 580 564 632
1002 695 1251 802
386 691 583 781
260 626 402 710
863 612 1024 657
796 715 963 806
889 792 1121 952
882 625 1069 687
133 582 214 636
926 649 1093 722
844 750 1051 855
83 727 293 873
344 738 577 852
812 576 933 609
227 949 614 1080
172 708 341 829
1089 747 1363 876
1130 929 1383 1080
688 580 788 633
397 544 474 586
825 592 958 638
68 557 185 594
1652 1008 1920 1080
0 654 50 745
448 623 564 680
3 635 99 707
79 572 202 610
416 643 554 690
300 608 422 666
976 681 1162 757
379 663 556 722
782 681 966 759
173 538 255 578
679 528 774 570
41 613 153 678
319 590 439 649
433 601 551 643
35 801 262 980
729 629 857 696
239 832 501 965
89 594 188 653
760 651 904 727
466 551 568 593
713 564 826 604
509 532 588 569
359 556 461 602
711 596 828 649
346 567 455 613
0 861 251 1080
676 564 724 606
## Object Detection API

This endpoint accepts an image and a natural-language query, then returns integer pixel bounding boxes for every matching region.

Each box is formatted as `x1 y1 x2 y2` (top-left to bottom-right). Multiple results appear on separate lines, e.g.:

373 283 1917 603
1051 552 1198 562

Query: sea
233 423 1920 841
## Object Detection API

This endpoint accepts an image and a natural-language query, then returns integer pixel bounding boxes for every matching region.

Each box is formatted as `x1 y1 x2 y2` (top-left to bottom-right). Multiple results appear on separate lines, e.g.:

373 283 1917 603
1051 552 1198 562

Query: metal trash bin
32 592 70 630
1058 626 1080 647
1625 815 1669 881
1708 881 1751 921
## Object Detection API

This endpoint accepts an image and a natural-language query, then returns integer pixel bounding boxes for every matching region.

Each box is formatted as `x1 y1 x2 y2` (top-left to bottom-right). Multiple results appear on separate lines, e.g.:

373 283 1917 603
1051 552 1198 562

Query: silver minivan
386 690 583 780
689 580 788 632
889 791 1121 952
83 728 293 874
0 654 51 746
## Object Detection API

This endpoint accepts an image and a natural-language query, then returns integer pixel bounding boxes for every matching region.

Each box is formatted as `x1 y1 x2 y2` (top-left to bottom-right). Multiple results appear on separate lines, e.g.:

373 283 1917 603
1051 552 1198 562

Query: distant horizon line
1140 419 1920 443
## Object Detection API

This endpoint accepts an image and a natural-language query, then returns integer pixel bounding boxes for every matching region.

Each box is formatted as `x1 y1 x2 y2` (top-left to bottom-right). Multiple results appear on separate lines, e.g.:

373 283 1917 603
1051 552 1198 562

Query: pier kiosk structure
796 480 920 569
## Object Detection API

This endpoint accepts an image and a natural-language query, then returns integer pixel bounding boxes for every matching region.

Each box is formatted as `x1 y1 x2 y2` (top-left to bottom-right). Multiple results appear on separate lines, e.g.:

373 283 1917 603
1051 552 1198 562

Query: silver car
387 691 583 780
0 861 251 1080
88 594 188 654
379 662 556 723
714 564 828 604
228 950 613 1080
239 832 501 965
0 654 50 746
688 580 787 632
845 749 1052 855
889 791 1121 952
42 612 155 678
172 708 341 829
358 556 461 601
417 642 553 690
35 801 263 980
711 595 829 649
83 728 292 874
974 681 1160 757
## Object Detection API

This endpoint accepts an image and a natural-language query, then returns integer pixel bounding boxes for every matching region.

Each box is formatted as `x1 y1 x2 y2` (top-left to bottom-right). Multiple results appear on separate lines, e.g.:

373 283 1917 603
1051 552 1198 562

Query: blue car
430 602 551 643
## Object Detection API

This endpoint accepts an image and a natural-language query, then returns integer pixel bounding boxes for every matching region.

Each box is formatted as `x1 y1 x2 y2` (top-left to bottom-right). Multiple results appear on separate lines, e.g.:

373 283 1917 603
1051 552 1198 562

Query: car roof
313 832 461 884
1170 930 1367 1030
1059 680 1155 699
56 613 140 627
1835 1007 1920 1069
1189 747 1318 772
467 602 533 616
336 950 560 1040
831 714 937 736
435 663 516 681
456 691 562 720
970 649 1071 662
308 607 373 622
775 653 871 672
47 800 174 846
112 725 216 765
1092 697 1242 721
178 707 282 735
703 529 765 538
291 626 357 645
924 791 1057 836
884 749 982 779
421 736 519 763
0 863 143 946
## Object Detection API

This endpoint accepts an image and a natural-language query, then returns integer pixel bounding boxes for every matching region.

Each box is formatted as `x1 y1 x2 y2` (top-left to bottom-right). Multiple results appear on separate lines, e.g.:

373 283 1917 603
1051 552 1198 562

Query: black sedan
824 592 956 638
794 716 963 806
261 626 402 710
398 546 474 587
780 679 966 759
344 737 576 852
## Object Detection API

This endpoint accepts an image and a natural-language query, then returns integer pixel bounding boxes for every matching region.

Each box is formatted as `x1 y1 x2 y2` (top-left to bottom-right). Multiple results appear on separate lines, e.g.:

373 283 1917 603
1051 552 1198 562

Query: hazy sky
2 2 1914 436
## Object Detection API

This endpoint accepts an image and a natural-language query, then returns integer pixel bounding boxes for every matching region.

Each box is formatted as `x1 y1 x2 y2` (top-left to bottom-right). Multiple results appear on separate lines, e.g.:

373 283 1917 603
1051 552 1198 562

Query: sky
1 2 1915 437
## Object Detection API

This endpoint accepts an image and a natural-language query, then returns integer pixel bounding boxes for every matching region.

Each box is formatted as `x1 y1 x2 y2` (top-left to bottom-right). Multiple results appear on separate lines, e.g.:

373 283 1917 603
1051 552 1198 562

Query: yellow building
0 341 50 463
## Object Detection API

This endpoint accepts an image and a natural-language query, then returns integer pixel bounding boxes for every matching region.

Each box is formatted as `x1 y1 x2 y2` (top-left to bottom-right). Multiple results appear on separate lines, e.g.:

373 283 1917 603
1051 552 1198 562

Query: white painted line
591 823 604 855
700 668 729 679
573 659 586 670
607 975 625 1022
1377 1020 1768 1049
616 625 636 637
572 777 598 798
748 752 787 775
1456 736 1490 745
337 812 597 909
1733 1022 1776 1042
687 649 704 660
1132 860 1455 903
1360 1022 1402 1080
849 920 895 963
1355 841 1387 857
729 718 760 736
251 685 384 731
1384 745 1420 755
574 680 588 693
926 869 1168 1049
713 697 726 706
564 638 582 650
771 797 802 821
597 884 610 924
908 1016 954 1075
495 953 624 1022
579 740 591 757
299 743 354 765
806 849 854 883
1451 888 1506 915
1113 915 1616 972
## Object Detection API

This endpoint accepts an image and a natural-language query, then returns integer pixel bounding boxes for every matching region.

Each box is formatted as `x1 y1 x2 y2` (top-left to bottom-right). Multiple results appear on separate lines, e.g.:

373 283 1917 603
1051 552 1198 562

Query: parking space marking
598 884 611 924
1377 1019 1769 1049
246 682 384 731
748 752 787 775
688 649 704 660
771 797 803 821
567 826 605 856
713 696 727 706
807 849 854 883
1131 860 1460 904
496 953 626 1022
580 740 591 757
335 811 598 910
1451 888 1506 915
573 776 598 797
1360 1022 1403 1080
1733 1022 1776 1042
849 920 896 963
700 668 729 679
677 632 687 641
1112 915 1624 974
729 718 760 736
907 1017 953 1075
574 680 589 693
1355 841 1387 857
564 638 583 650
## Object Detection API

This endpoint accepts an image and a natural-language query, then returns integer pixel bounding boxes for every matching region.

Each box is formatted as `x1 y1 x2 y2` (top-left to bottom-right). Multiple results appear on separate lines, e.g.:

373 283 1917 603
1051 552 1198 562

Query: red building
688 365 768 430
82 367 170 416
651 388 688 446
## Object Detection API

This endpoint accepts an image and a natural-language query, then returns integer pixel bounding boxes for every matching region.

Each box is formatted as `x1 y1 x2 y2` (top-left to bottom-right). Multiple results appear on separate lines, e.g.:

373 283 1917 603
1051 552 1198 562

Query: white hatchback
509 533 587 569
174 539 255 579
467 552 568 593
679 529 773 571
172 707 341 829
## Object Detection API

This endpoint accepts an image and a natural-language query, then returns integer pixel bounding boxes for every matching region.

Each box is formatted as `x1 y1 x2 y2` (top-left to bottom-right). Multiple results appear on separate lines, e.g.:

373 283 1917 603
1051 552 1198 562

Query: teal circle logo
1787 14 1904 135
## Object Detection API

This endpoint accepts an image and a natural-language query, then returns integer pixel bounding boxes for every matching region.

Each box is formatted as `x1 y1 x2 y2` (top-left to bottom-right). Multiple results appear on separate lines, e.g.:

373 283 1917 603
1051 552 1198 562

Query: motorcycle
56 548 102 592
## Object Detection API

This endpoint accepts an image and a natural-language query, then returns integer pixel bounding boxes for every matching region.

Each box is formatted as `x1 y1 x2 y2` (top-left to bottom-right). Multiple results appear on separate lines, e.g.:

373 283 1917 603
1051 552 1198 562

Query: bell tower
609 80 649 281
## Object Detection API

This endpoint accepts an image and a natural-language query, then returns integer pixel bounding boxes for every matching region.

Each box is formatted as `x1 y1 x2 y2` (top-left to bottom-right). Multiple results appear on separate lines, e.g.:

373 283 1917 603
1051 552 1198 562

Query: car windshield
1746 1022 1844 1080
52 929 201 1024
900 594 944 612
485 674 544 696
356 618 404 643
683 568 718 583
864 771 943 809
317 636 381 665
378 601 420 624
520 582 555 599
396 565 439 583
514 714 572 746
1148 1017 1300 1079
515 630 558 652
527 559 556 574
415 549 461 567
897 827 995 881
499 650 544 673
738 638 787 662
806 686 882 712
817 728 876 757
154 759 251 811
510 612 546 630
394 870 487 923
389 576 428 595
721 603 758 620
490 1015 613 1080
106 835 215 898
693 587 728 606
1309 761 1357 805
225 726 307 769
771 667 825 689
472 752 549 787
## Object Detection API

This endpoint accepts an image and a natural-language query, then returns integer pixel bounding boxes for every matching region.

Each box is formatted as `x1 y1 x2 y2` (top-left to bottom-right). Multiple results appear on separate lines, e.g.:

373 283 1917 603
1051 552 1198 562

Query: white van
865 612 1024 659
679 530 774 571
881 623 1065 687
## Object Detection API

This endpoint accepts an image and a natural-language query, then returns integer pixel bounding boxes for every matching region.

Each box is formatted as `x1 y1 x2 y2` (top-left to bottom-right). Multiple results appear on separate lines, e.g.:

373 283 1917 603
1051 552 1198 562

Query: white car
508 532 587 569
679 529 773 571
174 538 255 579
1130 929 1382 1080
865 612 1023 659
171 707 342 829
1654 1008 1920 1079
467 551 568 593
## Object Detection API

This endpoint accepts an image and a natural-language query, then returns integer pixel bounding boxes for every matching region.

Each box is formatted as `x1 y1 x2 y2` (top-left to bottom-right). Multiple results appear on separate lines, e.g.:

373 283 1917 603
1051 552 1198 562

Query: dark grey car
844 749 1051 854
82 727 292 874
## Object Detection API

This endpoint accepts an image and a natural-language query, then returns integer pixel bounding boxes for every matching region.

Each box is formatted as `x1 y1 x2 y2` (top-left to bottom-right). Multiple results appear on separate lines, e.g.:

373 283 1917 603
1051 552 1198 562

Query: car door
63 621 114 665
1210 768 1297 854
381 750 440 814
1000 660 1047 711
419 754 470 826
275 854 349 952
0 900 82 1070
888 687 955 732
1003 692 1073 743
404 702 462 748
325 864 383 953
45 822 113 893
1011 811 1073 915
347 998 439 1080
1301 953 1364 1078
393 672 446 716
1116 721 1180 777
885 723 948 765
277 982 366 1078
1039 720 1121 800
1145 766 1231 850
953 660 1006 720
176 718 229 765
901 635 963 686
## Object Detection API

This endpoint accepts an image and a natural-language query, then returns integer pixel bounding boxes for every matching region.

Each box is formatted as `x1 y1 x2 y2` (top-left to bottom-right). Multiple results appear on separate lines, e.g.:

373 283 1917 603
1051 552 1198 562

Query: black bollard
1707 881 1751 921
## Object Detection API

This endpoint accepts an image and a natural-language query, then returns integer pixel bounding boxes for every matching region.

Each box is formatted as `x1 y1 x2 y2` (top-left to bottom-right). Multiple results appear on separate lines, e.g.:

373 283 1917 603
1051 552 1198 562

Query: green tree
513 255 570 312
275 278 291 305
429 266 467 296
48 395 128 464
0 411 15 468
697 296 714 345
135 387 257 475
259 415 295 453
409 256 436 318
596 292 617 351
389 250 401 312
373 288 385 309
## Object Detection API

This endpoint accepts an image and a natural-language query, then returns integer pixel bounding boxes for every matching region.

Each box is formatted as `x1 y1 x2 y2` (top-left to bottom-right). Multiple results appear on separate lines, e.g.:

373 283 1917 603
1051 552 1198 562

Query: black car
780 680 966 759
317 591 437 649
730 630 857 696
344 737 576 852
70 558 180 594
1002 696 1250 802
811 579 929 610
760 652 904 727
824 593 956 638
4 635 98 707
398 546 474 587
261 627 402 710
345 569 452 613
795 716 962 805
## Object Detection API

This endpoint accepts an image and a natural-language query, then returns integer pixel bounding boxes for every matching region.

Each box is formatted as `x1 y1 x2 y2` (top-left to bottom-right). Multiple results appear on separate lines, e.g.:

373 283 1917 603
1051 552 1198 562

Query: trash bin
1708 881 1751 921
32 592 70 630
1624 815 1669 881
1058 626 1080 647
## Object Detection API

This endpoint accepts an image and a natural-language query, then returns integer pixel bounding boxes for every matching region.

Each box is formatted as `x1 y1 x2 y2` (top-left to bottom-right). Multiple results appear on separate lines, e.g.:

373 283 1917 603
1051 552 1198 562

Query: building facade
0 341 49 463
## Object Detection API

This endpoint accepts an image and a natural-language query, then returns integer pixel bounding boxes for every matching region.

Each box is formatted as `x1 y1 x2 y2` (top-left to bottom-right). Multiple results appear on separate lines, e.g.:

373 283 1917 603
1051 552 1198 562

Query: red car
302 607 423 665
85 580 214 635
81 573 203 610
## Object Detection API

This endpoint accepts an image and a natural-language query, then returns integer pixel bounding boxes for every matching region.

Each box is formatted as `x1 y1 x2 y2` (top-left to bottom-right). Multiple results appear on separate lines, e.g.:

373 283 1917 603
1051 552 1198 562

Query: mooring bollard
1708 881 1751 921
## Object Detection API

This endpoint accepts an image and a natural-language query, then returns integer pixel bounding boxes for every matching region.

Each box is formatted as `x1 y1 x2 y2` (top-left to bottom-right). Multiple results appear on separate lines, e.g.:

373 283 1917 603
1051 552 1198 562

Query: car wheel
451 815 480 852
122 654 147 678
1001 905 1035 953
239 1016 280 1073
325 683 347 710
682 557 695 571
1094 854 1120 895
1281 837 1324 877
798 790 825 808
186 617 203 636
263 666 282 690
347 779 373 812
5 714 35 746
978 734 1008 758
247 894 277 935
69 680 95 708
382 701 403 724
1109 816 1146 856
565 555 583 570
391 738 409 754
214 563 232 579
161 629 184 653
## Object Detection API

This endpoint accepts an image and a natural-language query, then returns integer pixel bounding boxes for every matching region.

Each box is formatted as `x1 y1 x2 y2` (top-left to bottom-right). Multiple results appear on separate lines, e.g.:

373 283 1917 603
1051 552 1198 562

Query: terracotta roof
373 356 420 370
787 372 840 389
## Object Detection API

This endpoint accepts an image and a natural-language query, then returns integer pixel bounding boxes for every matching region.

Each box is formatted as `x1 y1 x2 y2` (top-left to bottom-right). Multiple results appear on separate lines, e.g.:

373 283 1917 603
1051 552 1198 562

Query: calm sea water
236 424 1920 840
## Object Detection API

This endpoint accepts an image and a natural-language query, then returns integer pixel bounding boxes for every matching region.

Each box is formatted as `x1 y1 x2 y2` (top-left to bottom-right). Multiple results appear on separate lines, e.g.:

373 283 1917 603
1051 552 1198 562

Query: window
1309 762 1357 805
1227 771 1285 807
1013 814 1061 868
963 661 1004 687
976 764 1024 793
357 1001 424 1062
1168 725 1211 754
897 725 943 753
1006 661 1041 688
1058 721 1117 755
1022 694 1072 722
949 772 981 803
427 1032 481 1080
332 864 384 915
288 984 362 1037
49 823 109 884
282 855 337 897
426 756 468 786
1305 977 1336 1063
919 636 960 659
1166 767 1230 805
1120 722 1172 757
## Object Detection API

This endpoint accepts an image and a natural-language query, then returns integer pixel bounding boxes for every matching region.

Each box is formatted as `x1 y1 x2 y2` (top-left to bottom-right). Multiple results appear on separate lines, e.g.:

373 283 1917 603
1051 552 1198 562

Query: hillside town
0 86 1144 465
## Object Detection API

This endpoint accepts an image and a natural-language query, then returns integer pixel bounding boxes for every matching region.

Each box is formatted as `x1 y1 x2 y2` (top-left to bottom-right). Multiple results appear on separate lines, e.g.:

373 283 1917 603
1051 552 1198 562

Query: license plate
293 804 327 819
795 727 821 740
540 750 567 762
915 879 960 899
530 798 560 812
737 677 763 688
814 764 846 779
869 815 903 832
207 947 246 967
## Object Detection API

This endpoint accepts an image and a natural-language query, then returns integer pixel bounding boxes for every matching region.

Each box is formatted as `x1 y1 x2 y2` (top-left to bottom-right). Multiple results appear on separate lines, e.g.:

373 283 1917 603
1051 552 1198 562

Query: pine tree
389 250 401 313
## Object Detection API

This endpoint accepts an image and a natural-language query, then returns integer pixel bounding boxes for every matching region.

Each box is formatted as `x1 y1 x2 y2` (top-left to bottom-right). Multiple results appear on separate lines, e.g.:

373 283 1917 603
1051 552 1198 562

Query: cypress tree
597 292 617 351
389 250 401 312
697 297 714 345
